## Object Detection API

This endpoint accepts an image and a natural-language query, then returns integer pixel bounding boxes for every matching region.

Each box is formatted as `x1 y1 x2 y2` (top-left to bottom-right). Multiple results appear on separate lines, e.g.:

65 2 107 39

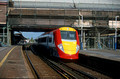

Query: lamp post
115 16 119 50
79 11 83 50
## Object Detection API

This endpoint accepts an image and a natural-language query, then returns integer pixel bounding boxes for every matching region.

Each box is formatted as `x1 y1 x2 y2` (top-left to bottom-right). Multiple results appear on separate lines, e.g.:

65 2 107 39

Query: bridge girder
8 8 120 32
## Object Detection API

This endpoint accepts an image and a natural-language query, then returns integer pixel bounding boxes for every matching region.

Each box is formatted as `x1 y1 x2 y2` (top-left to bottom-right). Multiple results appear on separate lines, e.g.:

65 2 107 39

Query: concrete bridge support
7 26 11 46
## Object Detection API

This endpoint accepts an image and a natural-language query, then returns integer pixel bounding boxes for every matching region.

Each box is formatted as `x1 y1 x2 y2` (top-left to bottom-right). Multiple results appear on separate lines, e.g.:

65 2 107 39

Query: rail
58 61 97 79
22 46 40 79
41 56 77 79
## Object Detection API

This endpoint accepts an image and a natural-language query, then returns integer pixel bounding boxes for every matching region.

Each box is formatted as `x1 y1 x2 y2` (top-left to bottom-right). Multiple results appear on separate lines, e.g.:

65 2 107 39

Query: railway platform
79 49 120 79
0 46 34 78
79 49 120 62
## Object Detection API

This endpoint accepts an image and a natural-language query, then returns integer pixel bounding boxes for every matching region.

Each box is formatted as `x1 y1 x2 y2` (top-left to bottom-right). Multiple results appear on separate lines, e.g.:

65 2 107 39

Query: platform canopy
12 0 120 11
0 0 8 2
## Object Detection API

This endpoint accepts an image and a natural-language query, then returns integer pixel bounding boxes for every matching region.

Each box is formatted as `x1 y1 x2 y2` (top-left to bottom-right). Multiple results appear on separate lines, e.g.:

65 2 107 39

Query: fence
85 36 120 50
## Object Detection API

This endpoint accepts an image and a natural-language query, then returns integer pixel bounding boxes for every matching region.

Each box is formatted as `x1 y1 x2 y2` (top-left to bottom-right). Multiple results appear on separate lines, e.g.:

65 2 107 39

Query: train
36 27 80 59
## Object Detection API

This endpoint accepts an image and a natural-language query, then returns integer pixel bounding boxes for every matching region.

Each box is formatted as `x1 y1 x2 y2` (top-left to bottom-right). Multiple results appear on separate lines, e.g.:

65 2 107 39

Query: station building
0 0 8 45
0 0 120 49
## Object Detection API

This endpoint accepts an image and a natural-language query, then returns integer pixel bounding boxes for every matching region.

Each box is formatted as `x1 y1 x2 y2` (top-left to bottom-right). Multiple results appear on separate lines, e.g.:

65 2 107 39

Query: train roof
37 27 76 39
42 27 76 34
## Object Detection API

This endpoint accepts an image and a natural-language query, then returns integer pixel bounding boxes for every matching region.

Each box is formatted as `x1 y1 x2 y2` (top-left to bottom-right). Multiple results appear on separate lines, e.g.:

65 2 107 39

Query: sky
15 32 44 39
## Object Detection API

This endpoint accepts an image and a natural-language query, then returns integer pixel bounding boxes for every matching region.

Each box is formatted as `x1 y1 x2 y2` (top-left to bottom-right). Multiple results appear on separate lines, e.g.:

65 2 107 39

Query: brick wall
0 4 7 24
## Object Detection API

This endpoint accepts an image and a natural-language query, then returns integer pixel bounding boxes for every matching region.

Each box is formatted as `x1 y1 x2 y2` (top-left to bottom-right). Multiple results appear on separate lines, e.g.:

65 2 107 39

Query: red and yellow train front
54 27 80 59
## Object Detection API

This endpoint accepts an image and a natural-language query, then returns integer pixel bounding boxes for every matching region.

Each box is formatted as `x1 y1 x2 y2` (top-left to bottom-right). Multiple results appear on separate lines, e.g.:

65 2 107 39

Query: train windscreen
60 31 76 40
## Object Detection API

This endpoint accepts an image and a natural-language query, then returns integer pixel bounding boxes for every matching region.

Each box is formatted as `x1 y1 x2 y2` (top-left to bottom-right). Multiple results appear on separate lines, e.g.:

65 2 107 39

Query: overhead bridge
8 0 120 32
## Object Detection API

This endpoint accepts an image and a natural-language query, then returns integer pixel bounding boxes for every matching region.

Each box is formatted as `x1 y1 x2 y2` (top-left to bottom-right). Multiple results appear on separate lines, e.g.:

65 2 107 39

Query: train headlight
58 44 64 52
76 45 79 53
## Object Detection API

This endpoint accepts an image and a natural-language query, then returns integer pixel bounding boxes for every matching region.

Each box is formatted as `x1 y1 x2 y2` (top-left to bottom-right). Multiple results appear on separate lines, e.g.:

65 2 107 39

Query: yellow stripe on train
62 41 77 54
59 27 76 31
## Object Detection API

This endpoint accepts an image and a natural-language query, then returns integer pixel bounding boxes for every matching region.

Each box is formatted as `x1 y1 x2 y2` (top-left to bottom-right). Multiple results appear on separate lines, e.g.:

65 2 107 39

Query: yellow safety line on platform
0 46 17 68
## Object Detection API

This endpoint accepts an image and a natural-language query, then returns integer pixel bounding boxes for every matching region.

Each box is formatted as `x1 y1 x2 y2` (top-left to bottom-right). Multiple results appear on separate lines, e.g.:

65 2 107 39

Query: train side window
52 36 54 44
49 37 52 42
41 37 46 42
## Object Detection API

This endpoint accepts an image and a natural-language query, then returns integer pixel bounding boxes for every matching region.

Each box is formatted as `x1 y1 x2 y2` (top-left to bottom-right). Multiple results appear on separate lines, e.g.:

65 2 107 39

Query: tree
30 37 34 43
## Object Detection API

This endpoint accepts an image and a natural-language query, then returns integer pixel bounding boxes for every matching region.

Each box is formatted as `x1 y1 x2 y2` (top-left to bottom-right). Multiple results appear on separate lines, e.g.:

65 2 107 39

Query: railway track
31 46 97 79
24 45 77 79
30 45 77 79
41 56 112 79
57 61 97 79
24 45 110 79
41 56 77 79
22 46 40 79
30 45 97 79
42 56 98 79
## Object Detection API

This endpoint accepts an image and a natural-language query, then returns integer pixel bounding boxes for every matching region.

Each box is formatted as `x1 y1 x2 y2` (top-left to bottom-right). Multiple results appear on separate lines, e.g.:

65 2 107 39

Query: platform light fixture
115 16 119 50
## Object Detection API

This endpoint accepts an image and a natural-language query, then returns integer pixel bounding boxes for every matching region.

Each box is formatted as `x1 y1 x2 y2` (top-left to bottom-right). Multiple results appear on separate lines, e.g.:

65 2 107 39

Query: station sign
109 20 120 28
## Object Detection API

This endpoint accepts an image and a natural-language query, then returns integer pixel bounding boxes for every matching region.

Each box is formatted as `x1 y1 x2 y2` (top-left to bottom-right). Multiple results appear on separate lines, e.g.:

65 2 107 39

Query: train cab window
61 31 76 40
